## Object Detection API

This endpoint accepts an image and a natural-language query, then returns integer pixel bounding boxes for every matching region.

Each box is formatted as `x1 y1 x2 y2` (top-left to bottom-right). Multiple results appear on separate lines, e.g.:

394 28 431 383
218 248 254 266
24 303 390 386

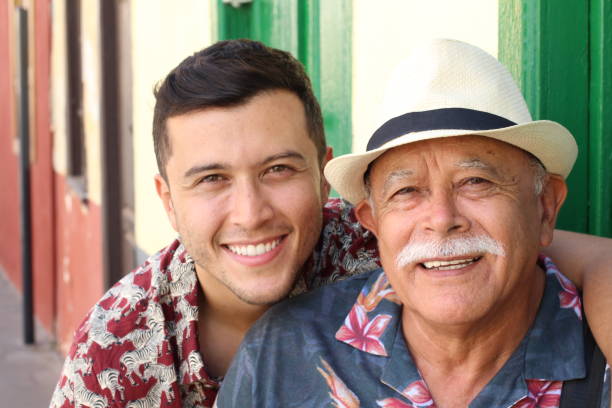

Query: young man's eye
200 174 225 183
266 165 294 174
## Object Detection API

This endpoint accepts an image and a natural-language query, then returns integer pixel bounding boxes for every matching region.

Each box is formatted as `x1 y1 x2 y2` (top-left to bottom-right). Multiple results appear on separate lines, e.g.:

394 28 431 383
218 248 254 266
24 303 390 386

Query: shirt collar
163 240 218 388
524 255 586 381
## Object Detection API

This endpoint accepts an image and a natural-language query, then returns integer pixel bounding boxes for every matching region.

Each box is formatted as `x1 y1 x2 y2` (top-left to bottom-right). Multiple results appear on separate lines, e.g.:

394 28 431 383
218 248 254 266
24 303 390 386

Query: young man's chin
231 278 298 306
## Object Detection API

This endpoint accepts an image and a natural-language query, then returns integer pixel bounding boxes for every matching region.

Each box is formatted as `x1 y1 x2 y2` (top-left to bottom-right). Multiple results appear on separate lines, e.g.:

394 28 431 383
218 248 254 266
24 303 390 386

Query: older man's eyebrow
382 169 414 197
455 158 501 177
456 158 489 168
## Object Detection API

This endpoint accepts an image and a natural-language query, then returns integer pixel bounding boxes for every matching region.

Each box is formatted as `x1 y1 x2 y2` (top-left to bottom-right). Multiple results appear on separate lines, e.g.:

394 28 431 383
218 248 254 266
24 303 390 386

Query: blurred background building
0 0 610 357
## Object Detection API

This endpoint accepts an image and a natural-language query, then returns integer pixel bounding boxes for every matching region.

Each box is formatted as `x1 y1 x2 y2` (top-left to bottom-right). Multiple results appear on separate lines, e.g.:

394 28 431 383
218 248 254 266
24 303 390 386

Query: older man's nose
424 191 470 235
228 182 274 229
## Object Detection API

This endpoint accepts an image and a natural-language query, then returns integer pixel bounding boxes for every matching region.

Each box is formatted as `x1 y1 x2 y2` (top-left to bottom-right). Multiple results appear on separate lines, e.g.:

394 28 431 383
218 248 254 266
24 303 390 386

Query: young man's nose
228 181 275 229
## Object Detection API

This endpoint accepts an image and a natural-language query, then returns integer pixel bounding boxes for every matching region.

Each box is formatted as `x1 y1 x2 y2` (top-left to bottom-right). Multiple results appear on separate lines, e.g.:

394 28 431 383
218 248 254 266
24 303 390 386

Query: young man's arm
545 229 612 365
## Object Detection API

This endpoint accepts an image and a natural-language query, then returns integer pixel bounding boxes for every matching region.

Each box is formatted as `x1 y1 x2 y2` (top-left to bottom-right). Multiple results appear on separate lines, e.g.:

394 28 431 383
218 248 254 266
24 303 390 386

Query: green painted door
217 0 352 159
499 0 612 237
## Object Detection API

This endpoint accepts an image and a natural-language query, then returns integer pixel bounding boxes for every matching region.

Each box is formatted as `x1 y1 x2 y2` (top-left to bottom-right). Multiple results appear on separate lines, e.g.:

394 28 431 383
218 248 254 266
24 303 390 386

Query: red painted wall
0 0 22 287
31 0 56 332
1 1 105 352
0 1 56 334
54 175 104 354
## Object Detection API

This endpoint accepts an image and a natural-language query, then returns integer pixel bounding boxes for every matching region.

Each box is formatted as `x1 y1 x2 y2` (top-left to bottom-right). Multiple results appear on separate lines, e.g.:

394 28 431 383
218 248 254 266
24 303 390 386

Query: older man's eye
394 186 417 196
465 177 490 185
460 177 495 192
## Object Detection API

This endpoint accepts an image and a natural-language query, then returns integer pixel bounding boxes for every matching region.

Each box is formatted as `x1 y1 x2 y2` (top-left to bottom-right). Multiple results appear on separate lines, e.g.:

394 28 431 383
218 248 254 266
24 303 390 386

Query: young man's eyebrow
182 151 307 180
382 169 414 197
260 151 307 166
183 163 227 180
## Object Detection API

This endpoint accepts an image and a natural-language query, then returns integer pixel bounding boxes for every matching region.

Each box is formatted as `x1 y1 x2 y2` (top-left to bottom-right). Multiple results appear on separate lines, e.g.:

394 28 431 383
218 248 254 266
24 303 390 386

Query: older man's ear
538 174 568 248
355 199 379 238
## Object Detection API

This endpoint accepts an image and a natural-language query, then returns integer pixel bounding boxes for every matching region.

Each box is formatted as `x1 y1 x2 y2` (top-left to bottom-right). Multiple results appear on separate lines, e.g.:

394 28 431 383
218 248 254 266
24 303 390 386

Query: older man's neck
403 267 546 408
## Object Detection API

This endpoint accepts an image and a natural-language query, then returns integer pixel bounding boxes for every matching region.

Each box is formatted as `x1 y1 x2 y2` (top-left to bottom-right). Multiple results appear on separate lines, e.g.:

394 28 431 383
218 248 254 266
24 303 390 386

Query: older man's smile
420 256 481 271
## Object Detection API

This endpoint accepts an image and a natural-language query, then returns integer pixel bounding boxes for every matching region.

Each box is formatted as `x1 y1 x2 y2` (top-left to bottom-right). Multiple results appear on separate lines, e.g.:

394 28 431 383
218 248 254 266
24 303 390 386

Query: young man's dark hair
152 39 326 180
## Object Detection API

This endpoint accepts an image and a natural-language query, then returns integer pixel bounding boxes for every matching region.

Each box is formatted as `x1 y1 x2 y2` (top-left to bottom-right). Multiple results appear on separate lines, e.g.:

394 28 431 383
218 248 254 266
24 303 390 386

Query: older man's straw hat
324 39 578 205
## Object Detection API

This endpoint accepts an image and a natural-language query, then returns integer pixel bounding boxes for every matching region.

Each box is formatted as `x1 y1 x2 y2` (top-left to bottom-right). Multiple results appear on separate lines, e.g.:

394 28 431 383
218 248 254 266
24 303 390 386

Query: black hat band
367 108 517 151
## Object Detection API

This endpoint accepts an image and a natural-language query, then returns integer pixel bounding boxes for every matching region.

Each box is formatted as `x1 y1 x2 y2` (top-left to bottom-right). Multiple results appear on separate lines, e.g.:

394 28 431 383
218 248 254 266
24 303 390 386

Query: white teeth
422 257 477 270
227 239 281 257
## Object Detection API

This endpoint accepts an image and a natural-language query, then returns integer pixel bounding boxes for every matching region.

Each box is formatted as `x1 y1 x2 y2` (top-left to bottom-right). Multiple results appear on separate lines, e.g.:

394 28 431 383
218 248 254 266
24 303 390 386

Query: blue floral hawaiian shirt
217 257 610 407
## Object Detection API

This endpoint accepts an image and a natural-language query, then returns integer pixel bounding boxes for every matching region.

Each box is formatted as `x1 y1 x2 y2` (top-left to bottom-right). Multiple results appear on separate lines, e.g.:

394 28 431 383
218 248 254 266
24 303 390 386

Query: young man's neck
195 266 270 379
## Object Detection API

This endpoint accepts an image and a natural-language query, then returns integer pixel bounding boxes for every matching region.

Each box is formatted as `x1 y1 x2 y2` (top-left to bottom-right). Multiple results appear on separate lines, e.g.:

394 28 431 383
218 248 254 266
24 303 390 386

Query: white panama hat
324 39 578 205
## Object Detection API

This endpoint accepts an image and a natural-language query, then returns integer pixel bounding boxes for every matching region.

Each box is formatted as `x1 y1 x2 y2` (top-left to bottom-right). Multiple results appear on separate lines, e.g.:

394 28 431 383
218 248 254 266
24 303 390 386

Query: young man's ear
320 146 334 203
355 198 379 237
538 174 567 248
154 174 178 232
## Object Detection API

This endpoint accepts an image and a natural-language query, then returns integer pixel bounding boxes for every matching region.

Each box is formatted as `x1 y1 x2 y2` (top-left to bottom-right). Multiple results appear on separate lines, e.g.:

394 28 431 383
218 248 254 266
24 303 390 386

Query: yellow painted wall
131 0 215 255
352 0 499 152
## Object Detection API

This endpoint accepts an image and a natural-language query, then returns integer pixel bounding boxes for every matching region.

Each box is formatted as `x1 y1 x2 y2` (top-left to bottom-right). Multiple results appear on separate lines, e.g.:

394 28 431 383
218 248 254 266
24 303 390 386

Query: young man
50 39 612 408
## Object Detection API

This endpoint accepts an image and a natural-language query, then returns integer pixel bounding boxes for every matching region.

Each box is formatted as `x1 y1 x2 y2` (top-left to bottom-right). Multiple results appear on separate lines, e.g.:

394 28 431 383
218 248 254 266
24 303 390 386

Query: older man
217 40 610 407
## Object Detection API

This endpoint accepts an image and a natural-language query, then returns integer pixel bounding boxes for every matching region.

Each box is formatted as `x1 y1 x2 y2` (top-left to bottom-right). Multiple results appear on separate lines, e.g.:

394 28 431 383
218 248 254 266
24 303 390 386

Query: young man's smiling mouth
225 237 284 257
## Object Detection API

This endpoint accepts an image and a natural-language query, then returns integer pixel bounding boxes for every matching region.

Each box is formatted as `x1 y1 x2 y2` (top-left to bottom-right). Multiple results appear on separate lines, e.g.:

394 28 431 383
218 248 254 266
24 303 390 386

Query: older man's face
355 136 566 326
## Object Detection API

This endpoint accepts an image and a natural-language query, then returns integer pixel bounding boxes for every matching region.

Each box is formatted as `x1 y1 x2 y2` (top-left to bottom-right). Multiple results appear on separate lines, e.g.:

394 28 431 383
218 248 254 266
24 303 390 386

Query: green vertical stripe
251 0 299 54
216 0 352 162
297 0 321 99
318 0 352 157
499 0 590 233
537 1 589 233
589 0 612 237
216 1 251 40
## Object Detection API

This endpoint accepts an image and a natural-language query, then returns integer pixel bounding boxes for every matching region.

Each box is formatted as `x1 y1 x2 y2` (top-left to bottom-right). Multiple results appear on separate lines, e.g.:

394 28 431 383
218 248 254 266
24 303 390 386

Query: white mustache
396 235 505 268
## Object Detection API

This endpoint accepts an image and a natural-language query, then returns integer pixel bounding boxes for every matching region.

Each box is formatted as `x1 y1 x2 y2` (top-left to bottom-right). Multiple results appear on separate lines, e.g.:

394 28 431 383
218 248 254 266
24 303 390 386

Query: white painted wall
352 0 499 152
131 0 215 254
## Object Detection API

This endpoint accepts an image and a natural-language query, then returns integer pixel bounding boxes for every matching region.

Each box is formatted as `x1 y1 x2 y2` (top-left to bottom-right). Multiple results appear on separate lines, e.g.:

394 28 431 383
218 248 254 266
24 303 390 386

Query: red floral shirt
50 199 379 408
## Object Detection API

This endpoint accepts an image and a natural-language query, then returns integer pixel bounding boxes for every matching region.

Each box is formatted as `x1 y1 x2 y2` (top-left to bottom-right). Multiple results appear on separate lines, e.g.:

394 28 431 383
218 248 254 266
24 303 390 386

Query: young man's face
156 90 330 305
